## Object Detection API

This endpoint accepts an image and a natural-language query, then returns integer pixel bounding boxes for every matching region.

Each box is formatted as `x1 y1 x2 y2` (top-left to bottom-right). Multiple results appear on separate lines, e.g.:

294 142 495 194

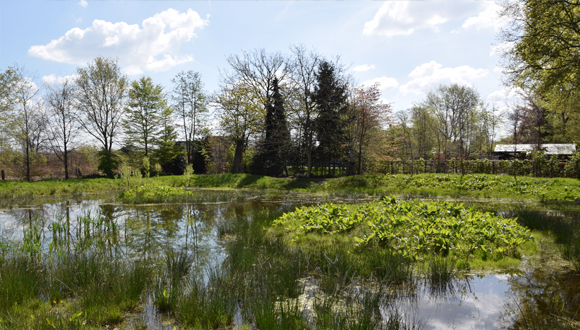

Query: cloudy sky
0 0 514 115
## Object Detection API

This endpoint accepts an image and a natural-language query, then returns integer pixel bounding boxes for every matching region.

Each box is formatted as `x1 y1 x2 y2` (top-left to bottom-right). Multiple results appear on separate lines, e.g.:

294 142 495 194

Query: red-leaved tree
350 83 393 174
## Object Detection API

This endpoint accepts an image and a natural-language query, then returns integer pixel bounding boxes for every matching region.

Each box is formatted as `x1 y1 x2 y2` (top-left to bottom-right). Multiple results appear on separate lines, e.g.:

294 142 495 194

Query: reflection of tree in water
124 208 167 266
10 205 48 230
500 269 580 329
181 204 218 273
122 204 220 272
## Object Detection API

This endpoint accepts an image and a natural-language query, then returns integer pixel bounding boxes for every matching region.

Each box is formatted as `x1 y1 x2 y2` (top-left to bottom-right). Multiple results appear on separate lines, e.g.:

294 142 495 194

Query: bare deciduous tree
45 77 79 179
426 84 481 160
350 83 392 174
171 70 209 165
221 48 289 116
75 57 128 176
76 57 128 154
8 66 47 181
288 44 320 177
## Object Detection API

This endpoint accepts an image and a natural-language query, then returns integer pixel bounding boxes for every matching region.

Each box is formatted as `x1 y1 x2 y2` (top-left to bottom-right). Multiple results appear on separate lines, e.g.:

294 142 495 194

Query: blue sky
0 0 515 116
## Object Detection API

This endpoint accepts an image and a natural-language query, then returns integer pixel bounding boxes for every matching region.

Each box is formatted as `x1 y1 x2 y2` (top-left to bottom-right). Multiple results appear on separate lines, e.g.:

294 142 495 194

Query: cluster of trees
215 46 392 177
7 0 580 182
394 84 502 162
497 0 580 146
0 47 394 180
0 58 208 180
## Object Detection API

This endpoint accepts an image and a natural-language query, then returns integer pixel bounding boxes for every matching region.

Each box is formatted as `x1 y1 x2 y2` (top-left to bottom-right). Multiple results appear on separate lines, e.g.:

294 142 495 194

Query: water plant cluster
274 197 533 264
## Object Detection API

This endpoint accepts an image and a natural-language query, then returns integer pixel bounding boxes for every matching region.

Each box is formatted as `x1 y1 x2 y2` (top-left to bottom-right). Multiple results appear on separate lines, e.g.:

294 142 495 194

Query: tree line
0 46 397 180
4 21 580 181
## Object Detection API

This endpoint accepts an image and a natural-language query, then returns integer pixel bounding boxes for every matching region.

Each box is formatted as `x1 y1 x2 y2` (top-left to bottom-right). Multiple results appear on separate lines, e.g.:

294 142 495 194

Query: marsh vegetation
0 190 579 329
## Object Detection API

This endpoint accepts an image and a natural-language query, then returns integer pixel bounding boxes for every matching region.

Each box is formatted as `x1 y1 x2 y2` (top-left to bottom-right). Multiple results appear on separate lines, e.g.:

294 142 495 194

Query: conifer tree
313 61 348 174
252 78 291 176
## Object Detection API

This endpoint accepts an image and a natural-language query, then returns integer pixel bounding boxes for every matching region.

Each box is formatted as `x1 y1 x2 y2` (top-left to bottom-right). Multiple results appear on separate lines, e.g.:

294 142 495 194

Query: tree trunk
64 149 69 180
232 138 244 173
358 143 363 175
26 139 31 181
306 141 312 178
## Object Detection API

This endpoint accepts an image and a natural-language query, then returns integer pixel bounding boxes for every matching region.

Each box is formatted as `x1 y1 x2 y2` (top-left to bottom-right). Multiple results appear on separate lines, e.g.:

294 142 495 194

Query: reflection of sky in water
413 275 509 330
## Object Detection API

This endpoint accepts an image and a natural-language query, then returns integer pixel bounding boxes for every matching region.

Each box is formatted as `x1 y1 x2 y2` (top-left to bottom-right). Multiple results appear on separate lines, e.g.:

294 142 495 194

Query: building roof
493 144 576 155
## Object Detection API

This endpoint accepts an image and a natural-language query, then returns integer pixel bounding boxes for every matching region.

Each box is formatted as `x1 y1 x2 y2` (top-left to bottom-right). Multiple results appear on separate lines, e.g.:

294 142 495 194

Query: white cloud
353 64 376 72
363 1 483 37
488 86 523 103
461 3 507 31
360 76 399 91
399 61 488 95
78 0 88 8
28 8 209 75
490 41 515 57
42 74 79 86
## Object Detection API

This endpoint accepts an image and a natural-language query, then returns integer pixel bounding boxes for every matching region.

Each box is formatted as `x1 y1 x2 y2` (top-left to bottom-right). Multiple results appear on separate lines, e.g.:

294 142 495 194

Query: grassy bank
2 173 580 205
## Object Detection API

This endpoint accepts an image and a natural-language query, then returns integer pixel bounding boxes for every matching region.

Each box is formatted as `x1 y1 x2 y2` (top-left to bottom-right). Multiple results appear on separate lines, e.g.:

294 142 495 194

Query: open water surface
0 194 579 329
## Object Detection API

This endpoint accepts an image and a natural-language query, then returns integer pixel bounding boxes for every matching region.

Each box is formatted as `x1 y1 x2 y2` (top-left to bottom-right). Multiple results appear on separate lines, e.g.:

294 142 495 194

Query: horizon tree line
0 42 573 180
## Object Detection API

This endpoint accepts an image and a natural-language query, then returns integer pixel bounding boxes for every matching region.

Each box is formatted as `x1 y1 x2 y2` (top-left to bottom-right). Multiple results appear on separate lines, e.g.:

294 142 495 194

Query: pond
0 192 579 330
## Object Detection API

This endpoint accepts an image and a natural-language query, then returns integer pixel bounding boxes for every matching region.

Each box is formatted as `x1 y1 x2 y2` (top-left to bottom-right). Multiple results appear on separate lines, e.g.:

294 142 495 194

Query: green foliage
274 197 533 263
154 107 183 171
314 61 349 164
251 78 291 176
141 156 150 178
499 0 580 94
119 184 193 204
183 164 194 186
118 165 142 189
96 150 120 178
123 76 166 157
564 151 580 178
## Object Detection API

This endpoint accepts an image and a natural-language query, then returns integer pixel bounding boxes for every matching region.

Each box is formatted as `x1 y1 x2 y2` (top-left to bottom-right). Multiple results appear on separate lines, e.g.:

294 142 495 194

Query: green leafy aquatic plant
274 196 533 264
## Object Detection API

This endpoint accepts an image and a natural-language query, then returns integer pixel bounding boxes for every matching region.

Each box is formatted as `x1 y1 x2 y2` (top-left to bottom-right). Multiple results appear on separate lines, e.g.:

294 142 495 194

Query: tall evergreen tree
252 78 291 176
313 61 348 173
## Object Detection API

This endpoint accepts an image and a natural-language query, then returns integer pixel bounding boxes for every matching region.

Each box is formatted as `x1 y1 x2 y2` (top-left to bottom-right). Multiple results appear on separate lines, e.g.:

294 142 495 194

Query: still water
0 195 578 330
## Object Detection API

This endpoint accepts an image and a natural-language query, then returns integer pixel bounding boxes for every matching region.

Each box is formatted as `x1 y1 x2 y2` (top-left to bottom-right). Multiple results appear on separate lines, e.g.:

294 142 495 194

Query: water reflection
500 269 580 329
1 197 579 329
402 275 509 330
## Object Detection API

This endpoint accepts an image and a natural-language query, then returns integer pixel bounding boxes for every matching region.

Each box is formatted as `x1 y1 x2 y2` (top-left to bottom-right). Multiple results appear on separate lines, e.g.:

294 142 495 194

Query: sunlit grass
3 173 580 206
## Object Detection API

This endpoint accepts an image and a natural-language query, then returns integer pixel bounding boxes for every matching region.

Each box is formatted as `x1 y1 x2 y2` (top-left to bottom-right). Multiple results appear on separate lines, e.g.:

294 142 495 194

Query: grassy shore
2 173 580 204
